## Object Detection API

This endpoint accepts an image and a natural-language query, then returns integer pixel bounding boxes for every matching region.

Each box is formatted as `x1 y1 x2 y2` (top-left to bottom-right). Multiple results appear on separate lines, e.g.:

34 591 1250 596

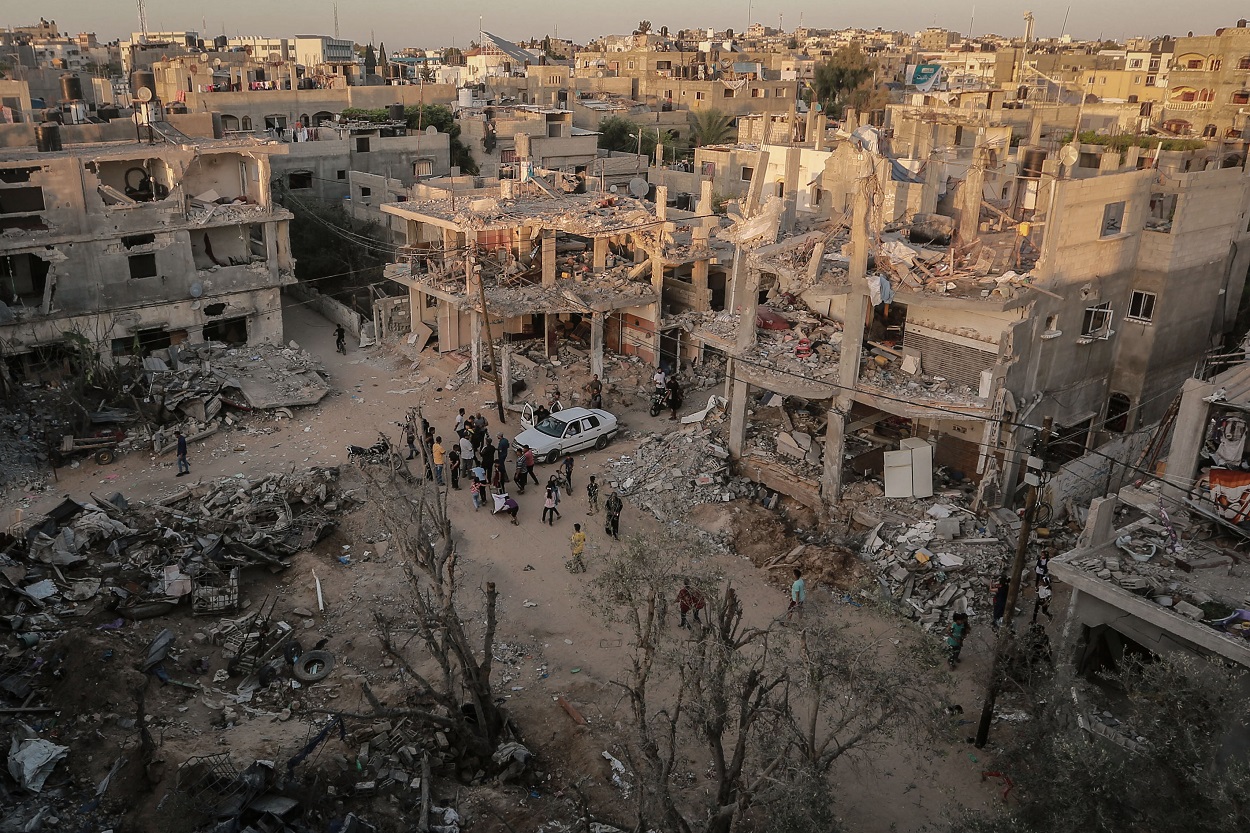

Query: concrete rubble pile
844 483 1073 630
2 467 349 630
858 346 985 405
144 340 332 418
606 427 732 517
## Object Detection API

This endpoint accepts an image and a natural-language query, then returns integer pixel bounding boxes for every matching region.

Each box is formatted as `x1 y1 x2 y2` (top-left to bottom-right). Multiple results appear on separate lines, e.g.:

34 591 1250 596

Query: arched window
1203 123 1218 138
1233 91 1250 105
300 113 310 127
312 110 333 126
1239 56 1250 70
241 116 252 131
220 114 239 131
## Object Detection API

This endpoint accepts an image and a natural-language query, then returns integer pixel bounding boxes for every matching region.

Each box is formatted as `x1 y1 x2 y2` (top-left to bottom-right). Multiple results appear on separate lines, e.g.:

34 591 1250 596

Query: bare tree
356 456 506 763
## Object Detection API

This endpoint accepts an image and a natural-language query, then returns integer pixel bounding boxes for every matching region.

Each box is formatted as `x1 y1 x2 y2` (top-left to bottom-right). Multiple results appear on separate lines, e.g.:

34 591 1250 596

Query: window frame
1126 290 1156 323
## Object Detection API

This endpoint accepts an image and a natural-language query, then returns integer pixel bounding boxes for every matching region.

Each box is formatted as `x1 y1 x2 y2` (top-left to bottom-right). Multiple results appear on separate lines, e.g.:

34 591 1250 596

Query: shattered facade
0 116 296 382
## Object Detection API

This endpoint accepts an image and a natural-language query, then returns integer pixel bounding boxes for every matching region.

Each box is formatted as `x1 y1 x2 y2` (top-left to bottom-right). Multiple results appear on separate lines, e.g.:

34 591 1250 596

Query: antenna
333 2 340 39
1060 5 1071 39
136 0 148 41
969 5 976 38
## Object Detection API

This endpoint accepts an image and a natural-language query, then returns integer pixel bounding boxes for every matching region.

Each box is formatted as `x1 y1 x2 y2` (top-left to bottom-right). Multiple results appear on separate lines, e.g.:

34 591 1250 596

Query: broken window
128 252 158 280
336 170 347 180
740 166 754 182
203 315 248 344
122 233 156 249
1106 392 1132 433
356 137 371 153
0 166 39 184
1 253 50 306
1127 290 1156 322
111 327 171 357
1100 201 1126 237
287 171 313 190
1081 302 1113 339
0 186 45 214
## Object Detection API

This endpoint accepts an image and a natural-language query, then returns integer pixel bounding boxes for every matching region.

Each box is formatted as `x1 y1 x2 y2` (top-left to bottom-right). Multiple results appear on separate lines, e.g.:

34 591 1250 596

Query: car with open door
515 405 619 464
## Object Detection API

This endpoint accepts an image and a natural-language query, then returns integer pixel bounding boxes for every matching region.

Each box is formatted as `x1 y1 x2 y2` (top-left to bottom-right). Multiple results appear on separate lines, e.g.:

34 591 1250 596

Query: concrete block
1173 600 1204 619
934 517 961 540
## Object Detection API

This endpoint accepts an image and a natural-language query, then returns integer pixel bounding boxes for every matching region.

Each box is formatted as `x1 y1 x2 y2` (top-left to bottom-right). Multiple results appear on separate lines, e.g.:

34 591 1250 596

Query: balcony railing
1163 100 1212 110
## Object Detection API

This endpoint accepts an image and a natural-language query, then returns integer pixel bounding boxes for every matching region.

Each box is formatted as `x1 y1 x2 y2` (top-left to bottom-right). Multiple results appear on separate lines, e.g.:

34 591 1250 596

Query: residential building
918 28 960 52
0 91 295 382
1163 21 1250 137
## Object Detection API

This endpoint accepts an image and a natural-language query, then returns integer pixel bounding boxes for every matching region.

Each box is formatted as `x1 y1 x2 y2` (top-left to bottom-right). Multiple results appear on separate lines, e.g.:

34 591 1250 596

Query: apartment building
1163 21 1250 137
0 100 294 381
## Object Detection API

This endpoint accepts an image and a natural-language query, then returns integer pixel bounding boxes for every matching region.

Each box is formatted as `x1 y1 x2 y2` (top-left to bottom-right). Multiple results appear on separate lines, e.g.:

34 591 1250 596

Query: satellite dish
200 53 210 63
135 87 153 103
1058 146 1079 167
189 281 203 298
610 184 619 193
425 125 437 135
628 177 649 198
190 299 201 310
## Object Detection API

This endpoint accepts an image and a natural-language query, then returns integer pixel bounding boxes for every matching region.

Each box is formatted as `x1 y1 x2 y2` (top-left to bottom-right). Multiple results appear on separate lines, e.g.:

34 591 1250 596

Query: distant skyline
14 2 1250 49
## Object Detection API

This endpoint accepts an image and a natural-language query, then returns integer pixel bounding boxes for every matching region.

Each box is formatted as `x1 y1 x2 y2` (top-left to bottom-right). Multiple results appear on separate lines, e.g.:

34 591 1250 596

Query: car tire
292 650 335 683
95 449 115 465
546 448 561 465
595 435 609 450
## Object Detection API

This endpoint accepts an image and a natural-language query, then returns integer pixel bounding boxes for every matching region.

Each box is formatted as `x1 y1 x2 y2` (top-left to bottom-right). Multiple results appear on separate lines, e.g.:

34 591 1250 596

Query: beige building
1163 22 1250 137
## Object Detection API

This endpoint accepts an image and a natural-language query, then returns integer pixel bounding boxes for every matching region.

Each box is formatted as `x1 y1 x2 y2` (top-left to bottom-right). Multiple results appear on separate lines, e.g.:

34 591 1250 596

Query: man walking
786 568 806 621
459 433 474 477
992 574 1010 631
604 491 623 540
562 453 575 491
1033 577 1055 624
405 423 417 460
522 446 539 485
481 436 496 476
568 523 587 573
586 475 600 515
496 433 510 466
431 436 446 486
175 430 190 476
447 445 462 490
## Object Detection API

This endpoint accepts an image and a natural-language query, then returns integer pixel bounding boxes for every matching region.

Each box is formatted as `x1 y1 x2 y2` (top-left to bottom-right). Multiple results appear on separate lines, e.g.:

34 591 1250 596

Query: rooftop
382 190 658 236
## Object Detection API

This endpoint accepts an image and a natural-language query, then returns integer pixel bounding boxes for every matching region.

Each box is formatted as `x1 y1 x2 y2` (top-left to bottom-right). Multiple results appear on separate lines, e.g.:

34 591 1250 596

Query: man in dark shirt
175 430 190 477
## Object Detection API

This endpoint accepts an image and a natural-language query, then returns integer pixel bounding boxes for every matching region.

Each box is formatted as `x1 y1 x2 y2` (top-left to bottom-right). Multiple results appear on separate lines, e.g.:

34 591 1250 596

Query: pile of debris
858 343 986 406
144 340 331 418
2 467 350 632
604 427 733 521
848 489 1026 630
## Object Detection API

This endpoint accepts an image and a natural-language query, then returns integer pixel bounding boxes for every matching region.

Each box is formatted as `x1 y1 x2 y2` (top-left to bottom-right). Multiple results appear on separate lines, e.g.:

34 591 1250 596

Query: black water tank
1019 148 1047 179
97 105 120 121
130 70 156 99
60 74 83 101
36 122 62 153
389 103 405 121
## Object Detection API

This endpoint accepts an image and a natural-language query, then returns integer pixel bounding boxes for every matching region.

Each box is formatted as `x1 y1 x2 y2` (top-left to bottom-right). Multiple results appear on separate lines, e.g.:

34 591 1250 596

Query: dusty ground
7 299 1018 831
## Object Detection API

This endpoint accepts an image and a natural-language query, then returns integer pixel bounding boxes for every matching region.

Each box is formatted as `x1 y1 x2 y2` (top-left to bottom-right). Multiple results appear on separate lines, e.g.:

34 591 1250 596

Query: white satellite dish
135 87 153 103
628 178 649 199
200 53 210 63
189 281 203 298
191 299 201 310
1058 146 1079 168
425 125 438 135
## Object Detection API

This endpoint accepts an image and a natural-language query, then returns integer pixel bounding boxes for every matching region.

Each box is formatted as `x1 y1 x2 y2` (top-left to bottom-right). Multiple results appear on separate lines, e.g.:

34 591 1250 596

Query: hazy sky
18 1 1247 49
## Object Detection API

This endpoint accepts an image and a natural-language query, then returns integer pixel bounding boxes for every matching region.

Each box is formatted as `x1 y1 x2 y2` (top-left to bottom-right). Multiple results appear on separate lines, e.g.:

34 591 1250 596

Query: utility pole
473 255 507 424
974 415 1053 748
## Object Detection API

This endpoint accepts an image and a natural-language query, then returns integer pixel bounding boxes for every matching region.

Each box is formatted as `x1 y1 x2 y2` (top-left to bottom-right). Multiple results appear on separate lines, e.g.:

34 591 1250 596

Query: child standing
586 475 600 515
543 487 558 526
947 612 971 668
568 523 587 573
562 453 575 491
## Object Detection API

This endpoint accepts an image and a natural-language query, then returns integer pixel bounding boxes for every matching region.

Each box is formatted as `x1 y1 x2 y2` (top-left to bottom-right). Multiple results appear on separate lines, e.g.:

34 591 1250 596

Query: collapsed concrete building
0 106 295 383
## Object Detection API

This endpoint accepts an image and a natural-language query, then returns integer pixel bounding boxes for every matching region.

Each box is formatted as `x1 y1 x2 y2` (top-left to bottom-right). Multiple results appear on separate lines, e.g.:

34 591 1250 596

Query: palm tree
689 108 735 147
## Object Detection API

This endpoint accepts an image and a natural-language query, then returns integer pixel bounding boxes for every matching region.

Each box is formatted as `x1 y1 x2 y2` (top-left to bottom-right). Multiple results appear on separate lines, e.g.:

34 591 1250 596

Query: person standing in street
522 446 539 485
677 581 705 628
1035 548 1051 588
459 433 474 477
447 445 462 490
175 430 190 476
543 486 559 526
405 423 417 460
992 574 1010 631
546 476 563 519
496 432 510 466
786 568 806 621
455 408 466 435
431 436 446 486
947 612 971 668
481 436 496 476
586 475 600 515
1033 577 1054 624
470 476 485 510
562 453 575 491
568 523 587 573
604 491 623 539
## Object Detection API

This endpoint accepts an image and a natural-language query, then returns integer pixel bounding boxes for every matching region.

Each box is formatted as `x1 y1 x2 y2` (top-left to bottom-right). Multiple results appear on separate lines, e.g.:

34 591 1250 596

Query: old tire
649 403 661 417
594 435 609 450
292 650 335 683
95 449 116 465
546 448 561 465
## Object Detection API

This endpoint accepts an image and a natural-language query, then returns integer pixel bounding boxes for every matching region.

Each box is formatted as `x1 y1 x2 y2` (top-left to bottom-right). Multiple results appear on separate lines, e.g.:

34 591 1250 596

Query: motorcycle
347 435 391 463
649 385 683 417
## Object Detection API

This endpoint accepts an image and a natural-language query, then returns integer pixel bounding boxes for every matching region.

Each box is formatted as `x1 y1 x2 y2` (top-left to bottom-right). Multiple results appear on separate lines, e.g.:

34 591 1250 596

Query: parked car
515 405 619 463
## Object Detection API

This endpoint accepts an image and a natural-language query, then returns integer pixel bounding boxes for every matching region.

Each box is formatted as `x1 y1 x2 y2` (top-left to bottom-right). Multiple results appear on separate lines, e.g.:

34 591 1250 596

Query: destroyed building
0 83 296 383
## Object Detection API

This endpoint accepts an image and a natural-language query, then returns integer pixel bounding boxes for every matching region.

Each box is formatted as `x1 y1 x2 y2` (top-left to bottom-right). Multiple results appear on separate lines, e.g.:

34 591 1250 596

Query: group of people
950 548 1058 670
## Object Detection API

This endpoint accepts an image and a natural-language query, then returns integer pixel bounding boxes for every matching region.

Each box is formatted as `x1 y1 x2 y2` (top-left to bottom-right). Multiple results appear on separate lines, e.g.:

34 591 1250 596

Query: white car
515 405 619 464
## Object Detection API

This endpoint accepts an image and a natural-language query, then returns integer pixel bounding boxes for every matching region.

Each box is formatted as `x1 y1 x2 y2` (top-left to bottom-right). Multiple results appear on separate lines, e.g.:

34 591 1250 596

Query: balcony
1163 100 1212 110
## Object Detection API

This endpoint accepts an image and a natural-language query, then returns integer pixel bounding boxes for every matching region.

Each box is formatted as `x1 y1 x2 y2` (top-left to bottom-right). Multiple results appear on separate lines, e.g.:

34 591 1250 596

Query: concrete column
500 342 513 405
1124 146 1142 170
541 229 556 287
812 114 826 152
1028 108 1044 146
728 372 750 458
698 178 714 215
781 146 802 233
825 182 872 504
470 311 482 384
655 141 665 166
655 185 668 221
590 312 604 378
1161 377 1216 502
805 107 817 146
958 129 987 245
1079 495 1119 550
592 237 608 271
1098 150 1119 174
264 221 280 281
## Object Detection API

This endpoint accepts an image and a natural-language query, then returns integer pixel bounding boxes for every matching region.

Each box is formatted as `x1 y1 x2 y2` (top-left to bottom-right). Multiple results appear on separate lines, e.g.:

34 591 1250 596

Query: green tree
688 108 735 147
597 115 639 153
810 44 875 118
965 654 1250 833
442 46 463 66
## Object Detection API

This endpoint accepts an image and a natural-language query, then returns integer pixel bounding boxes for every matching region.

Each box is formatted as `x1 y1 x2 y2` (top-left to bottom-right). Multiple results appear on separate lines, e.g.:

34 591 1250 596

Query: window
695 91 705 100
585 415 600 429
122 233 155 249
356 137 371 153
287 171 313 189
1105 393 1132 433
336 170 347 180
1127 290 1156 322
1234 91 1250 105
413 160 433 176
359 186 372 198
740 166 754 181
1128 59 1143 69
0 186 45 214
723 87 734 97
1081 302 1113 339
1101 201 1126 237
128 253 158 280
751 88 763 97
240 116 252 131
